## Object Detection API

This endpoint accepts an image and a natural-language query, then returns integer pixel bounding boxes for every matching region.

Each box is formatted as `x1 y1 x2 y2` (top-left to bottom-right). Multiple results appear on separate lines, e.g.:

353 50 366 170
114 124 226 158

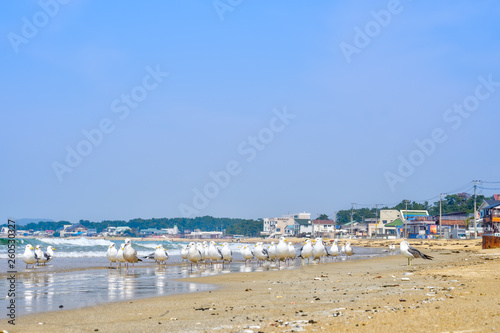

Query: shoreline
5 239 499 332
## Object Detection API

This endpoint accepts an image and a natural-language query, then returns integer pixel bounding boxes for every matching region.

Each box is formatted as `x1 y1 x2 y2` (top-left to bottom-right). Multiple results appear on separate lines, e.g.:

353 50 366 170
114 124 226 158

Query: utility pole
374 204 381 238
473 180 480 239
404 199 409 238
439 193 446 238
333 211 337 238
350 203 355 237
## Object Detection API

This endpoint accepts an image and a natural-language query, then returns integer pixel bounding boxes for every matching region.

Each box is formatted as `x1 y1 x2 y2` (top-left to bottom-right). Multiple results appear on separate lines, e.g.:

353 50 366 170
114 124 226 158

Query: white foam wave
38 237 113 247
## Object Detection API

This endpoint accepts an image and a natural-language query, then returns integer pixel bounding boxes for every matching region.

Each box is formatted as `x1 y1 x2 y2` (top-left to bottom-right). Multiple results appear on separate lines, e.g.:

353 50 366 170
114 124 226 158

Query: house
384 218 404 237
186 230 223 239
312 220 335 237
60 223 88 237
435 212 467 227
379 210 402 225
481 202 500 234
295 219 313 236
262 212 311 237
103 226 132 236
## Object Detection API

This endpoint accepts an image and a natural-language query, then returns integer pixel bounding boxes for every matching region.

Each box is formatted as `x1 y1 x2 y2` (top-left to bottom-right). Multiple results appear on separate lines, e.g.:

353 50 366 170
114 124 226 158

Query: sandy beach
5 239 500 332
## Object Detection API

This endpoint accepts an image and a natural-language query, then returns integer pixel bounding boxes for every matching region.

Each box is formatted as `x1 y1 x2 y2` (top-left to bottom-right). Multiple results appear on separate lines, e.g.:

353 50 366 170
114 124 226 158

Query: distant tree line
6 216 263 237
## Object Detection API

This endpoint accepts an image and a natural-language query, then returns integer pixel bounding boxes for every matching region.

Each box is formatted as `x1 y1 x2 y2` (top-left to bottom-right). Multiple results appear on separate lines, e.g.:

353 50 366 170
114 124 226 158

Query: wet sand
6 239 500 332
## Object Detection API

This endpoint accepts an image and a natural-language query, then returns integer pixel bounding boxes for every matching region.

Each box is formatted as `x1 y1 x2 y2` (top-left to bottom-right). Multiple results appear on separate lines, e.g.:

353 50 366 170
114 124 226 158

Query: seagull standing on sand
180 245 188 261
344 242 354 259
400 240 433 266
268 242 277 262
23 244 37 269
221 242 233 264
46 246 55 263
312 237 327 263
254 242 269 265
329 240 340 261
187 242 203 270
34 245 50 265
299 239 313 265
287 242 296 264
123 238 142 269
116 244 127 268
276 237 289 267
106 244 118 268
154 244 169 264
208 241 223 264
241 245 254 265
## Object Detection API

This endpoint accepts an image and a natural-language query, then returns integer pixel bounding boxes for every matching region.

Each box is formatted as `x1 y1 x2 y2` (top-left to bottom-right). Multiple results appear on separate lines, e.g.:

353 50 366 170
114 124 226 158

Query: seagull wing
143 252 155 259
408 246 433 260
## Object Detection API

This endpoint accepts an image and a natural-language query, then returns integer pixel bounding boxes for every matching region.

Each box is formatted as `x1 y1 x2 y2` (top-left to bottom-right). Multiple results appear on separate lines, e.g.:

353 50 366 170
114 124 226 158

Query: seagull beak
30 247 34 250
53 248 56 251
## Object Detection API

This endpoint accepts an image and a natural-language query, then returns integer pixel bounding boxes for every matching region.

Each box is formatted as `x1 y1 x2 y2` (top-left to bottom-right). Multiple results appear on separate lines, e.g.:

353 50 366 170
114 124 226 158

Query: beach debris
170 318 178 321
401 277 410 281
374 276 382 279
399 299 406 302
382 284 399 288
245 288 252 292
314 277 322 281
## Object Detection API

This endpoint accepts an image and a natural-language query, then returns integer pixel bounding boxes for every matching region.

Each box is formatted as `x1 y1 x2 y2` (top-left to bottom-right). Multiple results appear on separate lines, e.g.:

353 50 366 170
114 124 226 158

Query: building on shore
261 212 311 238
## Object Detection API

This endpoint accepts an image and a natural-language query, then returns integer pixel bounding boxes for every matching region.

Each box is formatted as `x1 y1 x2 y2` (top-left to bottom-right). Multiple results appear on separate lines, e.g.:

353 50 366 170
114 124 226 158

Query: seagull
34 245 51 265
116 244 127 268
268 242 277 262
187 242 203 270
344 242 354 259
312 237 327 263
180 246 189 261
389 244 396 253
106 244 118 268
254 242 269 265
298 239 313 265
46 246 55 263
154 244 169 264
196 242 206 262
400 240 433 266
329 239 340 261
241 245 254 265
287 242 296 264
208 241 223 265
23 244 37 269
123 238 142 269
221 242 233 266
275 237 289 267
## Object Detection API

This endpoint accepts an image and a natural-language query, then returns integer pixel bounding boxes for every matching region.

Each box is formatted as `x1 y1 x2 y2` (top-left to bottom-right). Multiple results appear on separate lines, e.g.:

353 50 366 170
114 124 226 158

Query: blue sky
1 0 500 223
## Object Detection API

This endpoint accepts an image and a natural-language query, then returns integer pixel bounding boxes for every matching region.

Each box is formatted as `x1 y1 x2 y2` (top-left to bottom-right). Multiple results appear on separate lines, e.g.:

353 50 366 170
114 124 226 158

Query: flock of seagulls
22 237 434 270
106 238 147 269
182 241 233 269
22 244 55 268
234 237 356 268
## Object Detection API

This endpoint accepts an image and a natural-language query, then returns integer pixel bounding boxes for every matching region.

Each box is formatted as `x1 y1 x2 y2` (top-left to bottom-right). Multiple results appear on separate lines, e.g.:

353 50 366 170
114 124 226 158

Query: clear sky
1 0 500 223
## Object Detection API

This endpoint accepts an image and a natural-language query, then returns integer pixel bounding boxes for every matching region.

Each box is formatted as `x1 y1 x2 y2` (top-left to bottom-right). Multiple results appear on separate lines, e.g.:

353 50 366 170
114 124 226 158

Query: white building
262 212 311 237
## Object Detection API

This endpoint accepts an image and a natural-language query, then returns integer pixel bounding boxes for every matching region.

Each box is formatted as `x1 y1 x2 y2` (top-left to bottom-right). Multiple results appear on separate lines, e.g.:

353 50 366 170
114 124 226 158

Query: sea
0 237 390 317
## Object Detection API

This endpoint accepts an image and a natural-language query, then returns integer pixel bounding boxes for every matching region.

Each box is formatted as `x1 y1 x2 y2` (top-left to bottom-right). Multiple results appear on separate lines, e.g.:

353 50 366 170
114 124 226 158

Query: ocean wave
38 237 113 247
